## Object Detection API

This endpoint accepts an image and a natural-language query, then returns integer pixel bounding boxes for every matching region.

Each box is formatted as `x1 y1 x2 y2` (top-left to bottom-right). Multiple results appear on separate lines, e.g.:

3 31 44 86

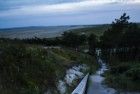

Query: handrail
71 73 89 94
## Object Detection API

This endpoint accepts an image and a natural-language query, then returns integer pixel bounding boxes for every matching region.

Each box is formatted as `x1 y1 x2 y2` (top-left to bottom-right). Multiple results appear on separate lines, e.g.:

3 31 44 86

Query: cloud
0 0 140 28
0 1 101 17
0 0 140 17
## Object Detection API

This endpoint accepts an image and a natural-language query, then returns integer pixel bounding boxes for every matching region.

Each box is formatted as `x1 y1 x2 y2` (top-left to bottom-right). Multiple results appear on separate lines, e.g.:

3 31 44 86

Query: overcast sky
0 0 140 28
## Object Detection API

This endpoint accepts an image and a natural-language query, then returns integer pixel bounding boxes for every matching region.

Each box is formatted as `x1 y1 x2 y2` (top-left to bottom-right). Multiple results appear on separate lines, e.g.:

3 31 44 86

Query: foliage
101 13 140 92
100 13 130 48
62 32 86 48
22 37 61 46
105 61 140 91
101 13 140 61
0 38 98 94
0 44 57 94
88 33 98 55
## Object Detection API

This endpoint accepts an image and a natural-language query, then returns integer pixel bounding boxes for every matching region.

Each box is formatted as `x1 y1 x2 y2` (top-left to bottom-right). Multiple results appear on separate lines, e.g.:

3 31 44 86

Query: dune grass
0 40 98 94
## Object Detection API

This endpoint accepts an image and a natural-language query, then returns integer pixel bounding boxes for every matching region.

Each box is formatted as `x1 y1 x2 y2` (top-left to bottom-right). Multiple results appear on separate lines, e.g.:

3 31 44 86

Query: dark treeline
0 30 97 55
20 31 95 52
22 37 61 46
61 32 87 48
0 33 86 47
100 13 140 61
100 13 140 91
22 32 98 55
21 32 86 47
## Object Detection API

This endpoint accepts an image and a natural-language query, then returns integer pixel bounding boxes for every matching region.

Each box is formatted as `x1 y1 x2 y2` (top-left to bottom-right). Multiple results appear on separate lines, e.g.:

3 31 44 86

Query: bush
125 64 140 81
0 44 57 94
110 63 131 74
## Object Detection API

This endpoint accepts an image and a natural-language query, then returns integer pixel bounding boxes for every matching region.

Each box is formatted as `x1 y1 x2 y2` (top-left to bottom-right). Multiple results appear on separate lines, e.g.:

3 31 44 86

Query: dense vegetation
100 13 140 91
17 31 97 53
0 37 98 94
0 43 56 94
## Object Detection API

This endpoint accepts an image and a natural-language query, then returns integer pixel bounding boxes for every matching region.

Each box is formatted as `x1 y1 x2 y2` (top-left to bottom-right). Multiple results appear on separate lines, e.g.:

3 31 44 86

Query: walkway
87 58 116 94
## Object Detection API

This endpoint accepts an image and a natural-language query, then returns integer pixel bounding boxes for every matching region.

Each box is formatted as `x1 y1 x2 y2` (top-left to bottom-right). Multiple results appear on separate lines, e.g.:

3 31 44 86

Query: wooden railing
71 73 89 94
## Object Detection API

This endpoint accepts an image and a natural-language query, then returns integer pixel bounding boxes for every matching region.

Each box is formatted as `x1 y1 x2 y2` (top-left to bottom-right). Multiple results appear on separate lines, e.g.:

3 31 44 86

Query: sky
0 0 140 28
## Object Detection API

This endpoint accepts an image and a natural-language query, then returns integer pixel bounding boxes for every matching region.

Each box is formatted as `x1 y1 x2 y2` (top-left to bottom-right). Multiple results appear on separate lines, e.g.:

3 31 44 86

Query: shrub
110 63 131 74
125 64 140 81
0 44 57 93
